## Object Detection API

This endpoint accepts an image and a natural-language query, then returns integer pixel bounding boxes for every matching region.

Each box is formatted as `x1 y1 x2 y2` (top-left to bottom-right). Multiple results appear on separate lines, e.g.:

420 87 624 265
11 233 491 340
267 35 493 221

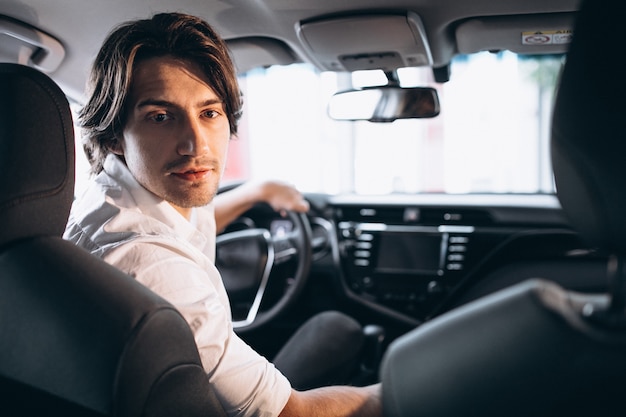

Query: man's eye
204 110 219 118
150 113 170 122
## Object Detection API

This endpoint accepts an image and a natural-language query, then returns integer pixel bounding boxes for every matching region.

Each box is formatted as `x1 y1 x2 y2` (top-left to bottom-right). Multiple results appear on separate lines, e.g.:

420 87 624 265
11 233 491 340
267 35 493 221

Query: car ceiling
1 0 580 102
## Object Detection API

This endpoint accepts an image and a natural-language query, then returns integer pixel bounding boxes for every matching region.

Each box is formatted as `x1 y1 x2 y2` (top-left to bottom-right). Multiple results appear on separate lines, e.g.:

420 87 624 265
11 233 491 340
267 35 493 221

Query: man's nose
177 116 209 156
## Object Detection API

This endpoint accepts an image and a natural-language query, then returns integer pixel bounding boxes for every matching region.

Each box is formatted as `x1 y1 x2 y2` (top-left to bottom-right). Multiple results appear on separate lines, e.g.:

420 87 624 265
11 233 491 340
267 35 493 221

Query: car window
224 51 564 195
73 51 563 197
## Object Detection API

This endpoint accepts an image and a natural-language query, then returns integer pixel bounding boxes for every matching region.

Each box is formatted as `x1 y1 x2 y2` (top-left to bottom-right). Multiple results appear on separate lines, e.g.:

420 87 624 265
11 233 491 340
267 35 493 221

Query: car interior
382 2 626 415
2 0 626 415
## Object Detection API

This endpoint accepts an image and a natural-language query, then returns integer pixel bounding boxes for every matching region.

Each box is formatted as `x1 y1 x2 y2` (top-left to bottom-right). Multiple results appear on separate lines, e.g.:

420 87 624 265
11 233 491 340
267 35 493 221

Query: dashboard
316 193 608 326
222 192 609 329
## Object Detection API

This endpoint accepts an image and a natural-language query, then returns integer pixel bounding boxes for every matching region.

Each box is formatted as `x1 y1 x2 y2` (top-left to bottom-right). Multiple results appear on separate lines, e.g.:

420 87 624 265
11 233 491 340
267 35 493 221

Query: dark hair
79 12 242 175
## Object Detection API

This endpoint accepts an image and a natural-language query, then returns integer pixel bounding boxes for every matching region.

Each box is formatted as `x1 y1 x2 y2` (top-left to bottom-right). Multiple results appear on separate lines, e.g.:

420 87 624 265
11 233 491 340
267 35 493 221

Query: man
64 12 381 417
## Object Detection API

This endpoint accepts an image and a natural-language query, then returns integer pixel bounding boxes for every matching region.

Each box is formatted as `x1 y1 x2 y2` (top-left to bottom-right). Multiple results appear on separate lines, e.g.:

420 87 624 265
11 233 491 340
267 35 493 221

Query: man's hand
258 180 310 216
214 180 309 233
280 384 382 417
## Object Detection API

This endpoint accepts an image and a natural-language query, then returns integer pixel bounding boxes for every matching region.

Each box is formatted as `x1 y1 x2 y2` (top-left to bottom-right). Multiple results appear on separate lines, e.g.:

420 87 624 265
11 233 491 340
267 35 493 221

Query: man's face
116 55 230 219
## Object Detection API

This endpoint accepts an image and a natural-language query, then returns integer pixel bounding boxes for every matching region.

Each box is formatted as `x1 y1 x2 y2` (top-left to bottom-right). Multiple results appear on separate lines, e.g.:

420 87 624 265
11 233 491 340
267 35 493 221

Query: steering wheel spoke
216 228 275 328
215 193 312 332
272 231 300 265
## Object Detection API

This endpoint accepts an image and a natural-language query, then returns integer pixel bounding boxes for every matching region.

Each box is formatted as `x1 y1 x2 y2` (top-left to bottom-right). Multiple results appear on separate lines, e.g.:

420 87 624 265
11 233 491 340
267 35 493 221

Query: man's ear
109 137 124 156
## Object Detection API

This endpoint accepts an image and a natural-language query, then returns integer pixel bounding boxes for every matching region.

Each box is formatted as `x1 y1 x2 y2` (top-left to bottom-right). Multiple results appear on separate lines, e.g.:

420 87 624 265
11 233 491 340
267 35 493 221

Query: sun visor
296 12 433 72
0 15 65 72
456 13 576 55
227 37 298 74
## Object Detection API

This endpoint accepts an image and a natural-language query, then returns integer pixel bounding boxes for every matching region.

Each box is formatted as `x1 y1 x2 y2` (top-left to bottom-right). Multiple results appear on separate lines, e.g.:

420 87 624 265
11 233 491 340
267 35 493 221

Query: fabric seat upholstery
0 63 226 416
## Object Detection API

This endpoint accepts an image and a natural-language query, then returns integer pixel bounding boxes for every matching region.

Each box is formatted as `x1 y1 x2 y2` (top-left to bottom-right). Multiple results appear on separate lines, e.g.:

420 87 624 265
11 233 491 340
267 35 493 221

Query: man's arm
214 180 310 233
280 384 382 417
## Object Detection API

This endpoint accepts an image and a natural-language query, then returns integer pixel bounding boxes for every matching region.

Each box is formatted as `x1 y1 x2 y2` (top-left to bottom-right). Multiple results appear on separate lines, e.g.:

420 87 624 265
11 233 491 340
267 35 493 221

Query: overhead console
296 12 433 72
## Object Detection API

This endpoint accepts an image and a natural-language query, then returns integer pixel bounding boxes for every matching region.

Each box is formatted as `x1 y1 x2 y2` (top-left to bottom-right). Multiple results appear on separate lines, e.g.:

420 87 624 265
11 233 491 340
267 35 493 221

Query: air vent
337 206 410 223
336 205 493 226
310 217 333 260
419 208 493 225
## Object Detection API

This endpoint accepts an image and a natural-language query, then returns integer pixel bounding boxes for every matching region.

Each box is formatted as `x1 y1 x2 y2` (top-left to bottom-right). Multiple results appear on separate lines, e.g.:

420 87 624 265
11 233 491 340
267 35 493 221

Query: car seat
380 0 626 416
0 63 226 416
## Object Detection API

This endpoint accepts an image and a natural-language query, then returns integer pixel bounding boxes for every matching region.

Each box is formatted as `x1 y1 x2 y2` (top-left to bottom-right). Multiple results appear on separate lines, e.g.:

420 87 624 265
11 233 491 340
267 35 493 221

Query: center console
338 221 475 320
321 195 579 325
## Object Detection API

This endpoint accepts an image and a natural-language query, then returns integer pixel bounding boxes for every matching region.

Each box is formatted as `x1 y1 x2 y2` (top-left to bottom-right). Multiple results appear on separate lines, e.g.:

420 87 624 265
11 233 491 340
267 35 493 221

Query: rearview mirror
327 86 440 122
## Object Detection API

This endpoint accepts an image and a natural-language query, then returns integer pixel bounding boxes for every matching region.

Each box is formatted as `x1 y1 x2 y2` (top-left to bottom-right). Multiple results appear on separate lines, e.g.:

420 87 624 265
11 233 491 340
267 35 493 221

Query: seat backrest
550 2 626 257
380 1 626 416
0 63 225 416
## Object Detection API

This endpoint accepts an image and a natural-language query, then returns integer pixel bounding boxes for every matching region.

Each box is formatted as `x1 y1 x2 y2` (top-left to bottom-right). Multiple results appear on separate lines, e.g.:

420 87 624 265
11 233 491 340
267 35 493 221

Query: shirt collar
102 154 212 247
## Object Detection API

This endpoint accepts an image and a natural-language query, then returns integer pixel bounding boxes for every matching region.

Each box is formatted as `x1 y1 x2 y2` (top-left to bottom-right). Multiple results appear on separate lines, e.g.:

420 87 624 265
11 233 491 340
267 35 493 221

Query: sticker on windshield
522 30 573 45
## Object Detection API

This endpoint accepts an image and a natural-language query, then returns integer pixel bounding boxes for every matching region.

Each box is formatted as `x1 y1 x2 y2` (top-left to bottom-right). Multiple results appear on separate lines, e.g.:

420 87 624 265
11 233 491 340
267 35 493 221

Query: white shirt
64 154 291 417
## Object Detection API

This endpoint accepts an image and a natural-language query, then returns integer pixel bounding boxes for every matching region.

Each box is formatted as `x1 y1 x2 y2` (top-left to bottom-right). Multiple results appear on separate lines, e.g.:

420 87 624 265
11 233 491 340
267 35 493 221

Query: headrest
0 63 75 247
551 0 626 256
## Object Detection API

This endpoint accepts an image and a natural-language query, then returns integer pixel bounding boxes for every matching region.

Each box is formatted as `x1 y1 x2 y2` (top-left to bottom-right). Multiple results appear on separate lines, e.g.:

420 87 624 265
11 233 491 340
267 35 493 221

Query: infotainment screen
376 231 444 275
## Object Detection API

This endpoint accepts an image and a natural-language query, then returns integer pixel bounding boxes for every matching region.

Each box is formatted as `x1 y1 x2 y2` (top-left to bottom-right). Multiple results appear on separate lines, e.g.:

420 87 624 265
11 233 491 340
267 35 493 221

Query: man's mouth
171 169 211 181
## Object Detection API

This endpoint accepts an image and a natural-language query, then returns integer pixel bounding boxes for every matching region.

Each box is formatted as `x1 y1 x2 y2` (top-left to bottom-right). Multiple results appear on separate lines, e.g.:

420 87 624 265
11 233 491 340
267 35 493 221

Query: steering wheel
215 187 313 333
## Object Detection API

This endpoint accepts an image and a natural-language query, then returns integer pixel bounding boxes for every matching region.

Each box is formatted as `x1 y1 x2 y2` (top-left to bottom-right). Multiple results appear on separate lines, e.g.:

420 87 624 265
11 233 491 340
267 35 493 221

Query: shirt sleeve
104 241 292 417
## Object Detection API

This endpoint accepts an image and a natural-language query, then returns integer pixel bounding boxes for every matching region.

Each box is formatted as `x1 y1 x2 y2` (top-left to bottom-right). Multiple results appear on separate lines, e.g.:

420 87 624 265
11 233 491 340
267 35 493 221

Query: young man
63 12 381 417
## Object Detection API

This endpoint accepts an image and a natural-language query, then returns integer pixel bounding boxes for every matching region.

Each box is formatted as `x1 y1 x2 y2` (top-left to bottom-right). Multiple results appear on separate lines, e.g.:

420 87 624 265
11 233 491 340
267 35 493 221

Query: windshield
73 51 564 197
224 51 564 195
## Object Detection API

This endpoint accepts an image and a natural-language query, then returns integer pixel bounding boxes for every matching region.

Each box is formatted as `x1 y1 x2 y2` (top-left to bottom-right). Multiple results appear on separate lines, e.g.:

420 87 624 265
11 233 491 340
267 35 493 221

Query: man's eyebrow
136 98 224 109
136 98 173 108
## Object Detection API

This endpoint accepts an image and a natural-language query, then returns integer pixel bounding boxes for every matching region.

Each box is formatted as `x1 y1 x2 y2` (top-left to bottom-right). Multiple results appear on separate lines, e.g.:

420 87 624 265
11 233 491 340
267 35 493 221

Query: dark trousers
271 310 365 390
